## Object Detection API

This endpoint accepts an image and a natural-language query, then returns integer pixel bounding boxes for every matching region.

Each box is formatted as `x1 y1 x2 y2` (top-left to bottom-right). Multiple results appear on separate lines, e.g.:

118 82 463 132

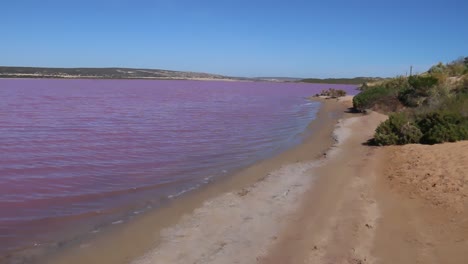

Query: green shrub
374 113 422 145
427 58 467 77
373 111 468 146
370 57 468 146
417 111 468 144
398 75 439 107
407 75 438 92
398 88 425 107
373 113 467 146
317 88 347 98
334 89 347 97
373 129 399 145
382 76 410 90
353 86 398 111
353 76 409 112
422 123 467 144
400 123 424 144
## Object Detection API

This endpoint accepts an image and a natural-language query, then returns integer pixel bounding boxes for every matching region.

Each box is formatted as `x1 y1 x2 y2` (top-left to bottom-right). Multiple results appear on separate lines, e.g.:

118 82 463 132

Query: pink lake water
0 79 358 256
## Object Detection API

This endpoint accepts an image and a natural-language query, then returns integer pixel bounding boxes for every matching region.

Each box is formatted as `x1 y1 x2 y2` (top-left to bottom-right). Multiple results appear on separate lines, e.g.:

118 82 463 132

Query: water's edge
34 98 349 264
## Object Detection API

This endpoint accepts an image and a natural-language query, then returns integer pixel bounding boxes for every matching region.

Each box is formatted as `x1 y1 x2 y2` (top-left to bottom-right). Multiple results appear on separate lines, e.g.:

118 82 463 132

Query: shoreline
257 110 467 263
0 76 248 82
27 97 351 264
12 95 465 263
260 110 388 264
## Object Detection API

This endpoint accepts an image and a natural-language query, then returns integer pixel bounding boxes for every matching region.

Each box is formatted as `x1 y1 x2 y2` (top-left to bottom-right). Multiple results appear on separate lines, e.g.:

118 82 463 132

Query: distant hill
0 67 384 84
299 77 384 85
0 66 234 80
253 77 303 82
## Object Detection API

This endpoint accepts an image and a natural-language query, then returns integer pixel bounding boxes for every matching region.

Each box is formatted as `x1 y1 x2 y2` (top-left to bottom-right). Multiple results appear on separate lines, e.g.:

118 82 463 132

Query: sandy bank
384 141 468 211
261 112 468 264
375 141 468 264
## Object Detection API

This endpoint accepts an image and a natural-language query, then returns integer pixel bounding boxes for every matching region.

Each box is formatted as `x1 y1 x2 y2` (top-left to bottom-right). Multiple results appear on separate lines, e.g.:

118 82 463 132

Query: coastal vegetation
315 88 347 98
353 57 468 145
300 77 383 85
0 66 229 80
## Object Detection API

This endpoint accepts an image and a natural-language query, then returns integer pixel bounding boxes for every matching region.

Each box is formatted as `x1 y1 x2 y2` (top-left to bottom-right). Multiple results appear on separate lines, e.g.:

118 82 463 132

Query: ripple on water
0 78 358 254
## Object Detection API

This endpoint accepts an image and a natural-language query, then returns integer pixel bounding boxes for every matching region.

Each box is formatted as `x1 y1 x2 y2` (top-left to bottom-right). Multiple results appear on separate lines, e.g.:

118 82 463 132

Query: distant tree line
300 77 383 85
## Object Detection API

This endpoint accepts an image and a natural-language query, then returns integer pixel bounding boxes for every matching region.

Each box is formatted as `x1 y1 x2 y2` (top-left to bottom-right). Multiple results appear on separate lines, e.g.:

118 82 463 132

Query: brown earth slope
261 113 468 264
375 141 468 264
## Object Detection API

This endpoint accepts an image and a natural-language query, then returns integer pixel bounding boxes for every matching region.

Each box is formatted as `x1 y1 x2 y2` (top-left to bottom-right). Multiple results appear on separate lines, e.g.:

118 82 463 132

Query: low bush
438 92 468 116
369 57 468 146
374 97 468 145
398 88 425 107
316 88 347 98
383 76 410 90
353 76 409 112
421 122 467 144
407 75 438 92
353 86 398 112
417 112 468 144
428 58 468 77
398 75 439 107
374 113 422 145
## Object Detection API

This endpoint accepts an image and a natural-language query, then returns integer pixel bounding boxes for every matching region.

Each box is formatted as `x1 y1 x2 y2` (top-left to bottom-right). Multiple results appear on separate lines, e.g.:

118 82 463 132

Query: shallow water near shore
0 79 357 260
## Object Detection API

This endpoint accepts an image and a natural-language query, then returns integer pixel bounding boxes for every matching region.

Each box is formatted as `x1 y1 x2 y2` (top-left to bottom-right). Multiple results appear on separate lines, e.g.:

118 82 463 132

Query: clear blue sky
1 0 467 78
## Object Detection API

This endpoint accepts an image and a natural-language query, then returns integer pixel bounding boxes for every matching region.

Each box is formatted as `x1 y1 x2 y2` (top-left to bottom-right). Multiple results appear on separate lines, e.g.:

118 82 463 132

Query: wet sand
36 97 351 264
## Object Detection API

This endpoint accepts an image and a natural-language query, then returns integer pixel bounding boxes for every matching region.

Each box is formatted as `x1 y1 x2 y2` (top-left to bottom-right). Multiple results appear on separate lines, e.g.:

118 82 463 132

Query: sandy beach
40 97 468 264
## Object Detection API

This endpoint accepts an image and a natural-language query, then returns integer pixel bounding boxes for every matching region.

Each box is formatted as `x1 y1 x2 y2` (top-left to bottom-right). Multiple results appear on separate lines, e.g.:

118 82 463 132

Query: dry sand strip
374 141 468 264
260 111 387 264
131 111 364 264
261 114 468 263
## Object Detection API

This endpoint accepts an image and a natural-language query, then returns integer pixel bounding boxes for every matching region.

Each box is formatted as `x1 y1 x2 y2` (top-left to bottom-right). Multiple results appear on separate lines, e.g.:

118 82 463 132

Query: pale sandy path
260 111 387 264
